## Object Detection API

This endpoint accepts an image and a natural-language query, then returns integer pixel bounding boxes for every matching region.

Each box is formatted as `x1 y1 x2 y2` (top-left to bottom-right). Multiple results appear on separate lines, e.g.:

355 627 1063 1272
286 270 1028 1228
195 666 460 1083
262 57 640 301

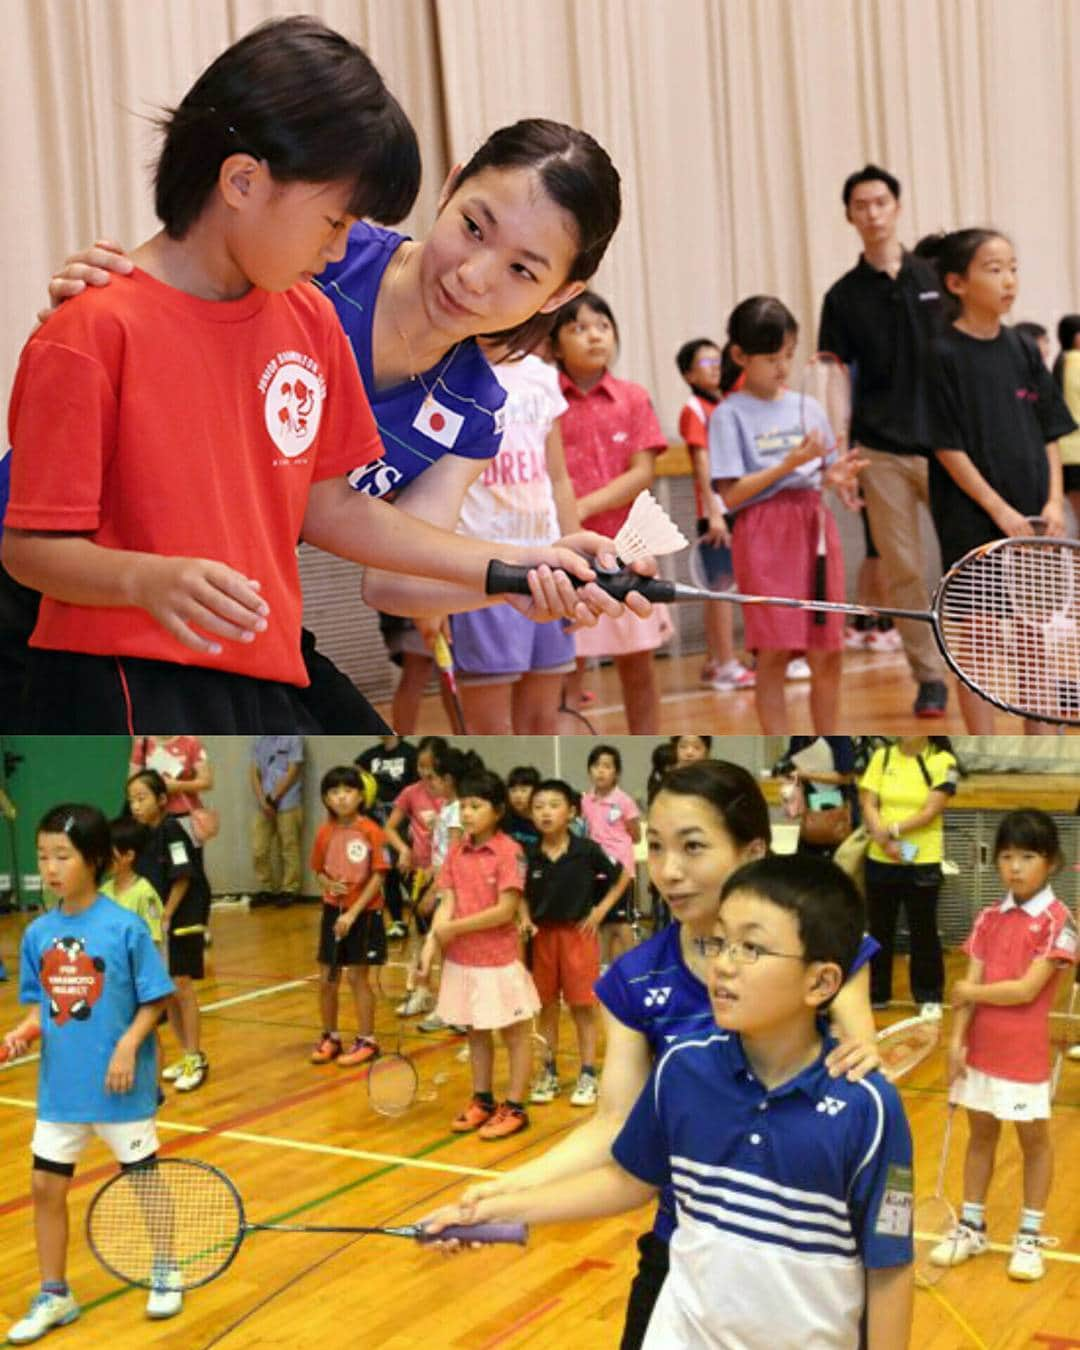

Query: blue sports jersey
316 222 505 500
19 896 174 1123
613 1032 913 1349
596 924 879 1241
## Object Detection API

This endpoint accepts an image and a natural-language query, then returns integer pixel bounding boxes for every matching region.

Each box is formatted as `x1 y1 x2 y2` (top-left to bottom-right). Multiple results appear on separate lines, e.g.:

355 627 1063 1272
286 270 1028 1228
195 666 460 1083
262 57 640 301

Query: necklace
386 245 458 407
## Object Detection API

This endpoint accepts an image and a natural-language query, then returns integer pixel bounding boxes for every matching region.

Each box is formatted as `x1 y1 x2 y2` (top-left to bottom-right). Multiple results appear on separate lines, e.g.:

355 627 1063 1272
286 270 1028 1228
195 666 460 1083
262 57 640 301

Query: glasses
693 936 805 965
694 357 721 369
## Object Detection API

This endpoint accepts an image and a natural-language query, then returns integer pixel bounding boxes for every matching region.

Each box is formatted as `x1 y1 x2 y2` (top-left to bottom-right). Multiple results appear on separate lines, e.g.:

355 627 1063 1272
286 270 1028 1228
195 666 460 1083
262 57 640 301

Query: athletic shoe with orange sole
337 1036 378 1067
451 1097 496 1132
310 1033 342 1064
478 1102 529 1140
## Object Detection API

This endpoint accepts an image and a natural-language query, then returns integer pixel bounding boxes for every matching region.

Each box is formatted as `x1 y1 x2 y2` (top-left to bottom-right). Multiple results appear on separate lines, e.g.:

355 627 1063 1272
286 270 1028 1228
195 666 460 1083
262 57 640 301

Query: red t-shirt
558 371 666 538
679 393 721 519
309 818 388 912
964 887 1078 1082
7 269 382 685
130 735 207 815
437 831 525 967
392 780 443 871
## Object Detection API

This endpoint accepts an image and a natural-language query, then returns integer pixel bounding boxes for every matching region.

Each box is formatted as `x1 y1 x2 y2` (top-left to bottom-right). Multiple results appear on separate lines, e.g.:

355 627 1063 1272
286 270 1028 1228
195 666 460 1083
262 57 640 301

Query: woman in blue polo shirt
453 759 881 1350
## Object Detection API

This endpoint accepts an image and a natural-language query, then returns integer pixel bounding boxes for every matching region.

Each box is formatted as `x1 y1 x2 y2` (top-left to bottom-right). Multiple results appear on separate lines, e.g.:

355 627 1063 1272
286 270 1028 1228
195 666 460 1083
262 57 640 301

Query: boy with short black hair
102 817 165 945
435 853 914 1349
505 766 542 851
525 779 629 1108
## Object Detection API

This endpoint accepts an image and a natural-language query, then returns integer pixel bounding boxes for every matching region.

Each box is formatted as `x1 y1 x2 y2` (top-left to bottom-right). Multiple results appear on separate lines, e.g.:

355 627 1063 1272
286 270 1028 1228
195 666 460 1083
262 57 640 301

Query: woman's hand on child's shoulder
825 1036 882 1083
39 239 133 326
132 555 270 656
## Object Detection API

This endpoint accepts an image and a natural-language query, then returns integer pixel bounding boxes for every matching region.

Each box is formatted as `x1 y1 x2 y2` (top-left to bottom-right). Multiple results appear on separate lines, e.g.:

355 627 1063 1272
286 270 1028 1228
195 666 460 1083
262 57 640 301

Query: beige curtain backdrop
4 0 1079 437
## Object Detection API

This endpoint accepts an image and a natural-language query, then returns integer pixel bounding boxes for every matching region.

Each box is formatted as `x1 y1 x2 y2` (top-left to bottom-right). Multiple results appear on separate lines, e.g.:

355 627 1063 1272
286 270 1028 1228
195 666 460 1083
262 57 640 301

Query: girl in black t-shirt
922 228 1076 732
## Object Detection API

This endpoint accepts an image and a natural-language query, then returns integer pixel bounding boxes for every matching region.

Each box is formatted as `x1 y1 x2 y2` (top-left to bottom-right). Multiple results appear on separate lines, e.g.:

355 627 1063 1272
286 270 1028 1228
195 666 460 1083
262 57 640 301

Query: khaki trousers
252 805 303 895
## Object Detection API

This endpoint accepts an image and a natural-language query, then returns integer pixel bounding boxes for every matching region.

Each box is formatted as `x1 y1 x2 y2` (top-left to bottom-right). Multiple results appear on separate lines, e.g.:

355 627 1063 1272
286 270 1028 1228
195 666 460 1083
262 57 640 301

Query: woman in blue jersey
456 759 881 1350
42 120 643 731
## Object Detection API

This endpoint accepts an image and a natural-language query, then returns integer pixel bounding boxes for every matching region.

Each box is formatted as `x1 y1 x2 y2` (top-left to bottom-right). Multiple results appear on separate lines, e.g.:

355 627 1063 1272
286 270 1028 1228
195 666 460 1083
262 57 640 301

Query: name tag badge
875 1164 914 1238
168 840 189 867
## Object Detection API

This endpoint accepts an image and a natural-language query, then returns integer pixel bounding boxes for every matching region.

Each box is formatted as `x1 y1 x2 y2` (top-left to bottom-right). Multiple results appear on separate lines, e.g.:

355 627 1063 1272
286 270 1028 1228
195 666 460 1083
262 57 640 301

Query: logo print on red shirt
40 937 105 1025
264 359 325 457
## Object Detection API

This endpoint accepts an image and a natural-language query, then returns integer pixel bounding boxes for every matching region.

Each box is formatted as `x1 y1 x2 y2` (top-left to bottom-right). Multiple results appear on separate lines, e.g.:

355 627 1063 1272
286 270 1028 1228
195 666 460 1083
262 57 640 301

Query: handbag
832 825 870 892
800 802 854 848
190 807 220 845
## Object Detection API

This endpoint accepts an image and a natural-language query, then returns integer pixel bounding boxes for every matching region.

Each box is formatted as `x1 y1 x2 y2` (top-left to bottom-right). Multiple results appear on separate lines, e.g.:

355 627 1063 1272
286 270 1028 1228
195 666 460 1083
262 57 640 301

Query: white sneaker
707 661 756 692
146 1268 183 1320
396 988 434 1018
529 1068 560 1104
843 626 869 650
1008 1232 1049 1281
1067 1043 1080 1061
162 1056 187 1082
174 1052 208 1092
386 922 408 941
785 658 812 681
9 1291 80 1344
929 1221 988 1267
417 1012 447 1033
569 1072 599 1107
866 626 904 653
919 1003 943 1022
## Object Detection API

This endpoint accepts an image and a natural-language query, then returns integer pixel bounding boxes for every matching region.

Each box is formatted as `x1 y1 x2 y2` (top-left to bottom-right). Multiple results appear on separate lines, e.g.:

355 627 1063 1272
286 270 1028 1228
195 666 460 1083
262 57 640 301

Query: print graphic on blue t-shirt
40 936 106 1023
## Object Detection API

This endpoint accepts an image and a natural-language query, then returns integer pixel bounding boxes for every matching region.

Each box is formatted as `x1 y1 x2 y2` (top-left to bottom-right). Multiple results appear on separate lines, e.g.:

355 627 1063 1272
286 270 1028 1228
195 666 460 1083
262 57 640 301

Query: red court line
0 1040 452 1220
475 1297 563 1349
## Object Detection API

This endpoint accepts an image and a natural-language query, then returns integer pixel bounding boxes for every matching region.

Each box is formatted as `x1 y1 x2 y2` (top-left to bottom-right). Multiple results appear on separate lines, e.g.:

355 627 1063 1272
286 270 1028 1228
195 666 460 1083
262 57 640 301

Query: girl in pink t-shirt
428 769 540 1141
580 744 641 966
552 291 672 732
938 810 1078 1282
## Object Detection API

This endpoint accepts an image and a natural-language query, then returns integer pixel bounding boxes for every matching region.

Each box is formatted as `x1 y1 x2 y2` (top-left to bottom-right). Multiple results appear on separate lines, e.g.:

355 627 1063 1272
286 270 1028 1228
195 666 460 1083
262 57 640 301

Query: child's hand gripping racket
86 1158 526 1292
800 353 852 626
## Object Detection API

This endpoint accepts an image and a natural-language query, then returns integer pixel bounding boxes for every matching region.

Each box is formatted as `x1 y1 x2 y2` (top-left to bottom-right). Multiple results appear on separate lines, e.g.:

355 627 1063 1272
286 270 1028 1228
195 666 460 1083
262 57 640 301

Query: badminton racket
433 631 467 735
875 1016 941 1083
1 1022 41 1063
486 535 1080 725
914 1103 958 1286
801 353 851 626
86 1158 526 1292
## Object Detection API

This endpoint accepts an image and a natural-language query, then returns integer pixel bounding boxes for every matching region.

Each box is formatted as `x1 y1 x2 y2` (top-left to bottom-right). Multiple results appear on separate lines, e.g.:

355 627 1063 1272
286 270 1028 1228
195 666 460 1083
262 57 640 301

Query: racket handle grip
418 1221 528 1246
485 560 675 605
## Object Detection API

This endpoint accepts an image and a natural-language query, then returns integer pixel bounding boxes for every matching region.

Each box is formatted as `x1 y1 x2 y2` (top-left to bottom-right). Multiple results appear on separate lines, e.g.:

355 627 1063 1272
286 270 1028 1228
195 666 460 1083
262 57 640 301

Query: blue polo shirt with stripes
612 1031 913 1349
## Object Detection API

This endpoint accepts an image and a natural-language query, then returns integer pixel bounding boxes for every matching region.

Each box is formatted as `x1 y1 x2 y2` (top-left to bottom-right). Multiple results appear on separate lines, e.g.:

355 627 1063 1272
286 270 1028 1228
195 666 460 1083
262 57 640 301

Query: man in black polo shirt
818 164 949 718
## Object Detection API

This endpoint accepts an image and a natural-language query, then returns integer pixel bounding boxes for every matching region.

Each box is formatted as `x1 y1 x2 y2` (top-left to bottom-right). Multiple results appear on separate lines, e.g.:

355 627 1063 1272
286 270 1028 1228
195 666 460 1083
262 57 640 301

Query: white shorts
32 1117 160 1168
950 1067 1051 1121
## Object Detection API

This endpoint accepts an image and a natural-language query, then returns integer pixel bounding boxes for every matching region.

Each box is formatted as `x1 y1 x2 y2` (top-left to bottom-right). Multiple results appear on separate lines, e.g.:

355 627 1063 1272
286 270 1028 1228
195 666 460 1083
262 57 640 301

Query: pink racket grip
417 1221 528 1246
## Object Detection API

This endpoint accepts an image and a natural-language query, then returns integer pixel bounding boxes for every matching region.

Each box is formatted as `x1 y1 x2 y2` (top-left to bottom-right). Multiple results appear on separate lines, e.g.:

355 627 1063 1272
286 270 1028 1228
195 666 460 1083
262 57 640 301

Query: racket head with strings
935 536 1080 725
0 1023 41 1063
687 536 735 593
87 1157 246 1291
367 1049 421 1116
876 1016 941 1083
375 960 413 1005
913 1103 958 1287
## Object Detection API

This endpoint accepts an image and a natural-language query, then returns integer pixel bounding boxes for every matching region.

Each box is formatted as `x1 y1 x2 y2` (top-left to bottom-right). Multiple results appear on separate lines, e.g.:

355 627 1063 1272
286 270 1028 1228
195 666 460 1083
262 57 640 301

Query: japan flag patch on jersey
413 396 464 448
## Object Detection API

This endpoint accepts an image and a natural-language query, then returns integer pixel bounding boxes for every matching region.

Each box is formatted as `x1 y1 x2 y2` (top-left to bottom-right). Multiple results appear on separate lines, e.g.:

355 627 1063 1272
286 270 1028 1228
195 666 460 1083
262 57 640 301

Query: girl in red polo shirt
428 769 540 1141
936 810 1078 1282
552 292 672 732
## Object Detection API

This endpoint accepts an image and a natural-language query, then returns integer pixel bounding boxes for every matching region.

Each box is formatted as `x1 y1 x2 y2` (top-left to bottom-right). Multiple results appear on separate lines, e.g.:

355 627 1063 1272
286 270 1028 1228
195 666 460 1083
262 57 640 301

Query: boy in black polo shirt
818 163 950 719
525 780 629 1108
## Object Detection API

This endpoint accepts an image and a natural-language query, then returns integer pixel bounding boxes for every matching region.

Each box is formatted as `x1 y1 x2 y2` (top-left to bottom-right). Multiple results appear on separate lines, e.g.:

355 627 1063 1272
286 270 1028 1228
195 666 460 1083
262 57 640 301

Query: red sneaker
451 1097 496 1132
310 1033 342 1065
478 1102 529 1141
337 1036 378 1067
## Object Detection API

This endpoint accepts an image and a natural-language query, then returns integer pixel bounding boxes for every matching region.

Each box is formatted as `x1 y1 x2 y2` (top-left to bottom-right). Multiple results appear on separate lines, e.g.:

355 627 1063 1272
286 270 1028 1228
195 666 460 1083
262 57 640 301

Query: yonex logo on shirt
643 987 671 1007
815 1096 847 1117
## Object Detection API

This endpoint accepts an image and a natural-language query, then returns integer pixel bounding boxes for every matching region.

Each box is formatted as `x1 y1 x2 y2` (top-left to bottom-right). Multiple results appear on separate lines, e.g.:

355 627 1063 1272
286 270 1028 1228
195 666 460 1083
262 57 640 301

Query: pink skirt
435 958 541 1030
731 490 844 651
574 602 674 659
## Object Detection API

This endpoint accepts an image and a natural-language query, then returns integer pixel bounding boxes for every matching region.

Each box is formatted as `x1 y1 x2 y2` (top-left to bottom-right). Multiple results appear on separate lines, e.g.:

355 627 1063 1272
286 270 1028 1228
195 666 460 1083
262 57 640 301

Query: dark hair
646 742 678 804
126 768 169 804
1053 314 1080 389
726 295 798 358
507 765 541 790
1014 321 1047 343
37 804 112 884
653 761 771 850
842 163 901 208
587 743 623 775
417 736 449 763
915 229 1009 318
993 809 1063 867
452 119 621 355
719 343 743 395
429 744 484 787
109 816 150 859
155 16 420 239
720 854 865 988
457 768 507 816
533 779 580 811
320 765 363 798
550 290 620 366
676 338 720 376
671 735 713 752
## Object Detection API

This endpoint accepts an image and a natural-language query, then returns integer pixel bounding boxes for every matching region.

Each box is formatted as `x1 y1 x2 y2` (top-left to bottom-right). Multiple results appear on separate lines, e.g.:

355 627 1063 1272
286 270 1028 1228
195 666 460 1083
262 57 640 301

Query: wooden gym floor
1 904 1078 1349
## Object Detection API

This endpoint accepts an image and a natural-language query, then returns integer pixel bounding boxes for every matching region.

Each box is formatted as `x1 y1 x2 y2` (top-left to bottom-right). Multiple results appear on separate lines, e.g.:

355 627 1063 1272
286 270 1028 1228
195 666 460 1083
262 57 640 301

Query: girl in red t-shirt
427 769 540 1141
552 292 672 732
937 810 1078 1282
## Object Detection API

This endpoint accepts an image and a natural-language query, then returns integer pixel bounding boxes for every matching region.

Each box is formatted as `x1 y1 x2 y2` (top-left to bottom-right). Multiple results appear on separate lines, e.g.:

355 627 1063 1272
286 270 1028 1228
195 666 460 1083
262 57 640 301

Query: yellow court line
919 1281 991 1350
0 1095 497 1179
914 1229 1080 1266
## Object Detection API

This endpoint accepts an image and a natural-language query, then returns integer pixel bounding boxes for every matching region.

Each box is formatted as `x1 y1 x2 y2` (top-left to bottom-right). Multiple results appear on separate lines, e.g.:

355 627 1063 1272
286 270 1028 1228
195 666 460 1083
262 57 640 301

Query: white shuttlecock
614 491 689 564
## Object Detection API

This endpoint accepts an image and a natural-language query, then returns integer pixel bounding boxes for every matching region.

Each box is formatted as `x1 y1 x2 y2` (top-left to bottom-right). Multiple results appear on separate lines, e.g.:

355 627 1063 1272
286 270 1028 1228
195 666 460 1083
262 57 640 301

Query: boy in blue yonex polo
429 853 913 1349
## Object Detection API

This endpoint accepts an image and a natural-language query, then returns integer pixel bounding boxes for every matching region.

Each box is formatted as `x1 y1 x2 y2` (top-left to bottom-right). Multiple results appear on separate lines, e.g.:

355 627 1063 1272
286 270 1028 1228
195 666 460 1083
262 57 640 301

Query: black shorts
168 930 205 981
299 629 390 733
317 904 387 968
619 1231 670 1350
602 880 636 926
1064 465 1080 493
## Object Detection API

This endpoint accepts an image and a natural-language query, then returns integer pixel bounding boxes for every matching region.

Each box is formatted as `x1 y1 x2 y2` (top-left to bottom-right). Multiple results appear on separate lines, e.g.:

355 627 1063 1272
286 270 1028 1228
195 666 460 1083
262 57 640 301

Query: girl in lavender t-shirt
580 744 641 965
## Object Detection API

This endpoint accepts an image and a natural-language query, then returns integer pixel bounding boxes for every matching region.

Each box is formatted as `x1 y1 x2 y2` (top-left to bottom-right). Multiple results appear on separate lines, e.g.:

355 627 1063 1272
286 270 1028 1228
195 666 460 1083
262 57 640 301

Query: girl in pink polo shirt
936 810 1078 1282
428 769 540 1141
552 292 672 733
580 744 641 967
